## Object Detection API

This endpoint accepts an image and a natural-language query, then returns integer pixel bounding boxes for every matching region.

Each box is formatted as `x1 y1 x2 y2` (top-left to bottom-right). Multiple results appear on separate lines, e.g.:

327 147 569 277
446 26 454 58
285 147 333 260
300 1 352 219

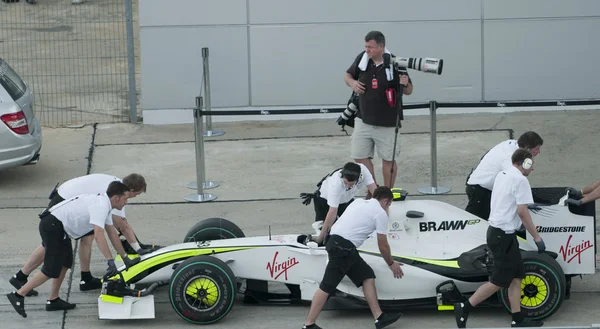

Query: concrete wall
139 0 600 124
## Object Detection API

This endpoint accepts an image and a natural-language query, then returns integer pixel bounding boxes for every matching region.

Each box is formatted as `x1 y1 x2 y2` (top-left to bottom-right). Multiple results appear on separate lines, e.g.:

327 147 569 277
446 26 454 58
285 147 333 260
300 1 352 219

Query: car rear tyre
498 251 566 320
183 217 245 243
169 255 237 324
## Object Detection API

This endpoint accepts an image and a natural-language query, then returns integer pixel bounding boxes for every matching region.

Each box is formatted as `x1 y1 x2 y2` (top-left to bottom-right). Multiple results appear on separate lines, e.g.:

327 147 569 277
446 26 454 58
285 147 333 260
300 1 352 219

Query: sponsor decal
388 233 400 240
390 221 402 231
559 234 594 264
536 226 586 233
419 220 479 232
266 251 299 280
197 241 211 247
271 236 287 243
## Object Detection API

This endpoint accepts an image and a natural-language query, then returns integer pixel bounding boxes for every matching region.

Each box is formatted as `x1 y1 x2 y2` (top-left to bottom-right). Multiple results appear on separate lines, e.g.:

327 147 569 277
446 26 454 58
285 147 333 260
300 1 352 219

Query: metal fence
0 0 138 127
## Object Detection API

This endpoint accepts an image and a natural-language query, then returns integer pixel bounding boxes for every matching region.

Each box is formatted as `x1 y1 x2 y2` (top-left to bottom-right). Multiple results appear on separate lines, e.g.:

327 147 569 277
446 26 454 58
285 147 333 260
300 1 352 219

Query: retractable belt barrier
183 48 600 201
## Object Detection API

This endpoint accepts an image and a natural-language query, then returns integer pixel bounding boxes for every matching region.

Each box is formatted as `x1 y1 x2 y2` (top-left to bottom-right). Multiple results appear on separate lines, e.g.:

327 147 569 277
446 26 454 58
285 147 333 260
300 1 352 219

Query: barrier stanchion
201 47 225 137
417 100 451 195
185 96 218 202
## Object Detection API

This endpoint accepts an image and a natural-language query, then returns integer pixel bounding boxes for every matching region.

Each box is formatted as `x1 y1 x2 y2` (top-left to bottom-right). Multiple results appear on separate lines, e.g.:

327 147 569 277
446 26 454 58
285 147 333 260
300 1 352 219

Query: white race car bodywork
101 189 596 323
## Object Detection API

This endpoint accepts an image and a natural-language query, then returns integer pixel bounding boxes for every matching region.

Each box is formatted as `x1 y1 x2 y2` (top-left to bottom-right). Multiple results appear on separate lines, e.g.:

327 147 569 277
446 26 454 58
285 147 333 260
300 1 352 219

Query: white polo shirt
50 193 114 240
329 199 388 247
467 139 520 191
488 166 534 233
319 163 375 208
57 173 126 218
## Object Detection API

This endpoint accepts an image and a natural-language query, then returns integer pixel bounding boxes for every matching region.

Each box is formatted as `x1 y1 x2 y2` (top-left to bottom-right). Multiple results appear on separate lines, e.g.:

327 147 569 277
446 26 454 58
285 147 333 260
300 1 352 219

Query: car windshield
0 59 27 101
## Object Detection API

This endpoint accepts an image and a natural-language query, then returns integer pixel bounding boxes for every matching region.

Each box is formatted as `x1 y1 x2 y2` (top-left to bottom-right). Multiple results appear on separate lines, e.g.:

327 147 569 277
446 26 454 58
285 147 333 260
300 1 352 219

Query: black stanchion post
201 47 225 137
185 96 218 202
417 100 451 195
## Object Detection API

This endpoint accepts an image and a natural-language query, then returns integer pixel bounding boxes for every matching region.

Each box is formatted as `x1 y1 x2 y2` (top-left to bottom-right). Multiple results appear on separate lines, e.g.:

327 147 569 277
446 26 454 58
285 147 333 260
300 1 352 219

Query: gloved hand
105 259 118 278
564 198 583 206
136 248 154 256
300 193 314 206
123 255 141 269
566 187 583 199
535 238 546 254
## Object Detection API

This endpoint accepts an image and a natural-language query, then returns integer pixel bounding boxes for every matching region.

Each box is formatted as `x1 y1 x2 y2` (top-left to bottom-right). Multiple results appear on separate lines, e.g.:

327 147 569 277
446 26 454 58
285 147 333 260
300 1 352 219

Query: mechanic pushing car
465 131 544 220
565 180 600 206
302 186 403 329
9 173 160 297
300 162 377 236
6 181 141 318
454 148 546 328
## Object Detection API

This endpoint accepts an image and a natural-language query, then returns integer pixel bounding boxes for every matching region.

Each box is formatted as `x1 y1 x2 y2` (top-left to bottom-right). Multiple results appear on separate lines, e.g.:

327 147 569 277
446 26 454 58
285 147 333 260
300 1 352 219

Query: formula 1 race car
98 187 596 325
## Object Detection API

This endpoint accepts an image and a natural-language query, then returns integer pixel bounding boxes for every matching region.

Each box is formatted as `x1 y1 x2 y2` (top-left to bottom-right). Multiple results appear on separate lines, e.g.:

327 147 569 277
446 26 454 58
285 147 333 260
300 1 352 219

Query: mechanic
6 181 140 318
302 186 403 329
9 173 157 296
345 31 413 191
565 180 600 206
465 131 544 220
300 162 377 231
454 148 546 328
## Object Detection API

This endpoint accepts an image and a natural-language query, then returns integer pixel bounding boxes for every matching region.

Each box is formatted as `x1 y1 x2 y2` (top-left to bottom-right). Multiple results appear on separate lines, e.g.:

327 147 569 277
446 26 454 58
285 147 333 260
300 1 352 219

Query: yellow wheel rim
521 274 548 308
186 277 219 308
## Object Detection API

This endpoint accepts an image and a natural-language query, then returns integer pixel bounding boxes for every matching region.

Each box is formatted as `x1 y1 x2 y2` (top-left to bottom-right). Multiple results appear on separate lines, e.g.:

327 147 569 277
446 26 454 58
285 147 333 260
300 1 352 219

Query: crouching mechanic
9 173 157 296
302 186 403 329
454 149 546 328
564 180 600 206
6 181 140 318
300 162 377 236
465 131 544 220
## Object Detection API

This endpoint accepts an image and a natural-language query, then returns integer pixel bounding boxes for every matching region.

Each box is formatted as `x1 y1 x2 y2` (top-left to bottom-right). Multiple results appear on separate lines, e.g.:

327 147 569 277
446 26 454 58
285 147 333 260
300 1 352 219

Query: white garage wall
139 0 600 124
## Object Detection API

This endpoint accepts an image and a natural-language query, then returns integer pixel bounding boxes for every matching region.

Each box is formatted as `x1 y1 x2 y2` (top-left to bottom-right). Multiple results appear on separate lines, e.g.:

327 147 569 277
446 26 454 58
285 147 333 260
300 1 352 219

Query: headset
522 157 533 170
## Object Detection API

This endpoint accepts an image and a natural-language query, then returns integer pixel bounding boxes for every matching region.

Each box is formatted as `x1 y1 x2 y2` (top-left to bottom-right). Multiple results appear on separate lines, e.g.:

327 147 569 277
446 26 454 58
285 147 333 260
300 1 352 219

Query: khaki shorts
350 118 400 161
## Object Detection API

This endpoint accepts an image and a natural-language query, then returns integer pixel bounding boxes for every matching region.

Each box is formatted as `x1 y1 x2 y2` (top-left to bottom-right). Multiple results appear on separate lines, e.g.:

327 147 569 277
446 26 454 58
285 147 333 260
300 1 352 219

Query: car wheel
498 251 566 320
169 255 237 324
183 217 245 243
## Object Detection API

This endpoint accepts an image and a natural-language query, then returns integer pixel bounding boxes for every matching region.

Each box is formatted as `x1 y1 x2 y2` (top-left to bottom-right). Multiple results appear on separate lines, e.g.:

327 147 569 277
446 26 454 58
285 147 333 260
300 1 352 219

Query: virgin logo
266 251 299 280
559 234 593 264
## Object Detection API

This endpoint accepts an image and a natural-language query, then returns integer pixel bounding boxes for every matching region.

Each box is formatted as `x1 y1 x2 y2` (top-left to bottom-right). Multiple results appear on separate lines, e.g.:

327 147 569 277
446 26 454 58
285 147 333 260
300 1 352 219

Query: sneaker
375 312 403 329
512 318 544 327
454 302 469 328
79 277 102 291
9 276 38 297
302 324 323 329
46 297 76 311
6 292 27 318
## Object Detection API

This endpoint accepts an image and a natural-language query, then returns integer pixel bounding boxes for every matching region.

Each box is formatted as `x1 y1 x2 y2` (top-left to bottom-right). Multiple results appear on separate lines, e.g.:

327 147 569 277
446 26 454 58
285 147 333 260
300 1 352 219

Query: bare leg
381 160 397 189
304 289 329 326
17 271 51 296
362 278 383 319
468 282 502 307
78 235 94 272
21 245 45 275
49 268 68 300
508 278 522 313
355 158 377 186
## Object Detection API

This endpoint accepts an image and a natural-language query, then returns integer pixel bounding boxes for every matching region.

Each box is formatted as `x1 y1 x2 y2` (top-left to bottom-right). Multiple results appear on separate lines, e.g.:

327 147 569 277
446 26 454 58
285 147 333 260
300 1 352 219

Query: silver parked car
0 57 42 170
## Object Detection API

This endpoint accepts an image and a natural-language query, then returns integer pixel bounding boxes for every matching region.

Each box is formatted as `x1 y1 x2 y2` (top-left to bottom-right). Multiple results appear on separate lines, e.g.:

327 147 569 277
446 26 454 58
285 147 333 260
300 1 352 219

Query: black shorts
39 214 73 278
487 226 525 288
465 184 492 220
319 234 376 294
313 195 354 222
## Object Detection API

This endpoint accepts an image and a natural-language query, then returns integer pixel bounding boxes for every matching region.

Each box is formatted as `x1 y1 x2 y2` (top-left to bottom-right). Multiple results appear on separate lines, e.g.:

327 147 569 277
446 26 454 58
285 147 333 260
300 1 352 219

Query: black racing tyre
183 217 245 243
498 251 566 321
169 255 237 324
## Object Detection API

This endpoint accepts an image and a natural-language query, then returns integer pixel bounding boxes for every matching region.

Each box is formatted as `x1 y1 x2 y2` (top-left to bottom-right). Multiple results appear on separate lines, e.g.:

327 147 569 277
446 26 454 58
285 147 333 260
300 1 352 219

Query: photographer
454 148 545 328
344 31 413 191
